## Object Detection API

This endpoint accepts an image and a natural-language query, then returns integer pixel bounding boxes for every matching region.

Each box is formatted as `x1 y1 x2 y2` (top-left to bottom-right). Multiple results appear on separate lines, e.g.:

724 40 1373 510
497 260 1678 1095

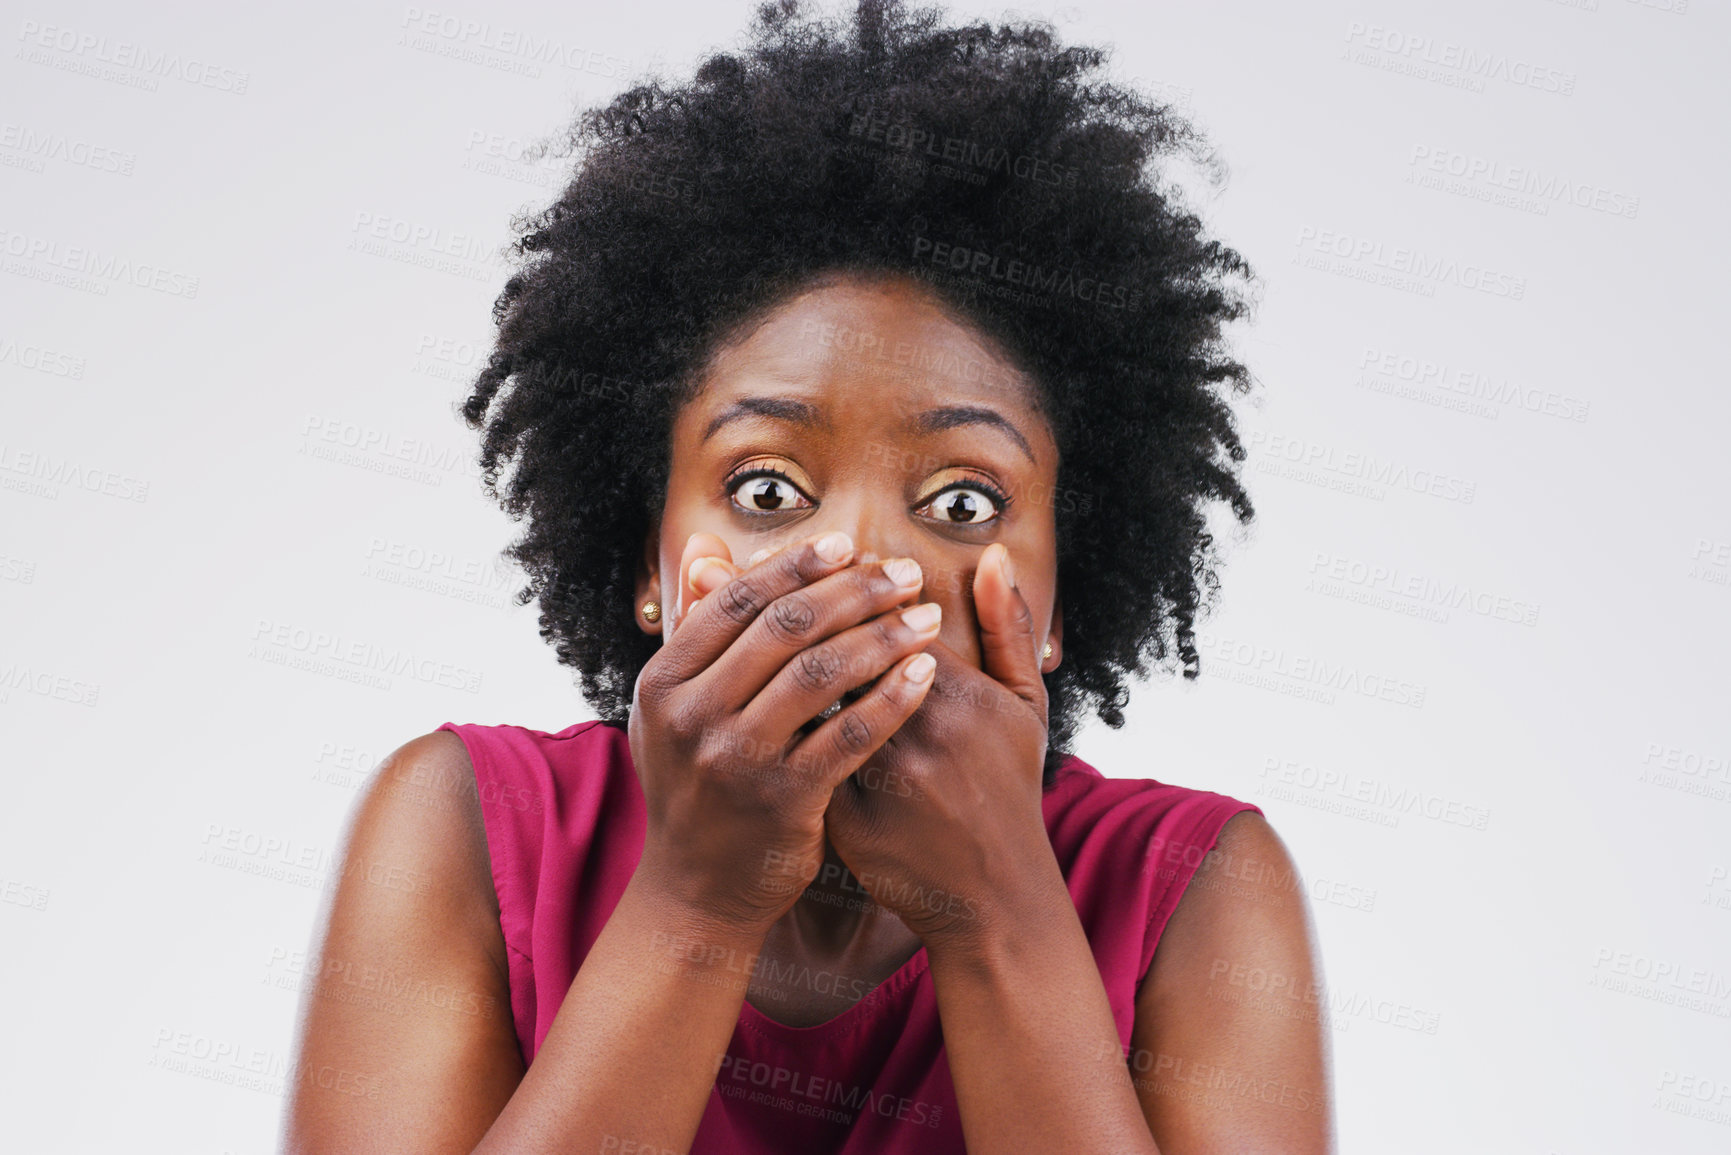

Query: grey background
2 0 1727 1151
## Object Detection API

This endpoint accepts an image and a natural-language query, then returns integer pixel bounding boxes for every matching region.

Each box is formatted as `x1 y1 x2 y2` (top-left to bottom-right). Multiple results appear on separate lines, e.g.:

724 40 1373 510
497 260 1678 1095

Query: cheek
927 570 982 671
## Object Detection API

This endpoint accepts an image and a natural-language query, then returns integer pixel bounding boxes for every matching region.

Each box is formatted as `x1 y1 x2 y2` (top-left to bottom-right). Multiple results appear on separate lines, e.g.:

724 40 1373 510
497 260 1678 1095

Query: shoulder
1141 810 1315 1003
285 730 525 1148
340 729 499 941
1045 758 1261 899
1129 811 1335 1149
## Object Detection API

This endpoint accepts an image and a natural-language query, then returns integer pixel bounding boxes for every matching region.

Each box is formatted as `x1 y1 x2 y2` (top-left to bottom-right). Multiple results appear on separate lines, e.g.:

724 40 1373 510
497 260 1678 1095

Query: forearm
926 865 1160 1155
472 874 763 1155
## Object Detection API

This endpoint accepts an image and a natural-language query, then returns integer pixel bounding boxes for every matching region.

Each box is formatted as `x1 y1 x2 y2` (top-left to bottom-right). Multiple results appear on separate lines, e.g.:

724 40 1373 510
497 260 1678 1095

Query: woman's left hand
820 543 1065 950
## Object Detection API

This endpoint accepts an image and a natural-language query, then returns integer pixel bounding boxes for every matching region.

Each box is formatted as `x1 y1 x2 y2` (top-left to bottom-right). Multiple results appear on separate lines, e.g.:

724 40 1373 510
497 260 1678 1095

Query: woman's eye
727 471 814 514
918 485 1004 526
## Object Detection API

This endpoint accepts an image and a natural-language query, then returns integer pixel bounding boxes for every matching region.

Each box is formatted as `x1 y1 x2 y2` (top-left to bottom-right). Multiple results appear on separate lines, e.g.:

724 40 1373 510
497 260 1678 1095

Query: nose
812 491 903 575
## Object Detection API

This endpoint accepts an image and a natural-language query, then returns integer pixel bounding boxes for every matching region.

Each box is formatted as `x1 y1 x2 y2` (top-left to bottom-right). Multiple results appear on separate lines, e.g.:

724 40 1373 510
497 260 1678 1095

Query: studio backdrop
1 0 1726 1152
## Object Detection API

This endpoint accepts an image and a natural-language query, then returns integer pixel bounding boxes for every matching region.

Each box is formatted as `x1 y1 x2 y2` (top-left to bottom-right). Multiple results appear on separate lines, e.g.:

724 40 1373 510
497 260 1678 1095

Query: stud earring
1041 642 1053 661
642 601 661 623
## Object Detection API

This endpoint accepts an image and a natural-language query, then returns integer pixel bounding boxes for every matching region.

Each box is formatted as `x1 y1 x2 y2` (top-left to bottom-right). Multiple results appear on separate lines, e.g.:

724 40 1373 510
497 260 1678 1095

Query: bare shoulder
1148 811 1313 992
1130 811 1336 1153
342 729 501 941
282 729 524 1155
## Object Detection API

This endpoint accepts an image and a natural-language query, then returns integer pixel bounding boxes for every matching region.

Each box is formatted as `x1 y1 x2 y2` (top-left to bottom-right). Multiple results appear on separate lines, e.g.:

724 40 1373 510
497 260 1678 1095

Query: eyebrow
701 396 829 443
702 396 1035 463
907 404 1034 463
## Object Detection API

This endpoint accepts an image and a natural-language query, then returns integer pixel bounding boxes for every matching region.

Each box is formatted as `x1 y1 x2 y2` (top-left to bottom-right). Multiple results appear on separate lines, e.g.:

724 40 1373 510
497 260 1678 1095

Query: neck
779 837 898 955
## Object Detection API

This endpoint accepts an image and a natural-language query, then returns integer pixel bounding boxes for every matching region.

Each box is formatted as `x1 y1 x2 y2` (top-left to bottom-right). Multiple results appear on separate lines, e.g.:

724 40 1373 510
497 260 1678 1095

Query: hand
626 531 944 938
822 543 1059 949
691 542 1059 947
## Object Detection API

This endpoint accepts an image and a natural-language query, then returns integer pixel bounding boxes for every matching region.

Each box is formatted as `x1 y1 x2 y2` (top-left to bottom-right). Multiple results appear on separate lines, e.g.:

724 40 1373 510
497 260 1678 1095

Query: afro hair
459 0 1260 787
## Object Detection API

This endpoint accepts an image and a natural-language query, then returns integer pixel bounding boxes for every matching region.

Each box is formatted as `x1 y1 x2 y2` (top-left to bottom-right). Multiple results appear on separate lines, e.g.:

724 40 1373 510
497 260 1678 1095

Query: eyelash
722 464 1013 524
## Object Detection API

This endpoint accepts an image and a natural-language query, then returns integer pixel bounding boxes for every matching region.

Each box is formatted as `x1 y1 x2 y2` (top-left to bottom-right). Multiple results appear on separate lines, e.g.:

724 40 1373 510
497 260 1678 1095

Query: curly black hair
459 0 1259 788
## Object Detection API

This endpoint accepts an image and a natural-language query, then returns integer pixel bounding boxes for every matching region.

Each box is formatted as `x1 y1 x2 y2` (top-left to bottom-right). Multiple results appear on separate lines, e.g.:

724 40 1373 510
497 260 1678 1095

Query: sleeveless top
438 719 1261 1154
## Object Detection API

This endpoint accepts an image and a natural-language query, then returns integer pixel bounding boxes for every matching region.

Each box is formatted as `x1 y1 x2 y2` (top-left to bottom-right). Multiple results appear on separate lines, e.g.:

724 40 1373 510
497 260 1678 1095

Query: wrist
920 855 1075 970
624 857 781 950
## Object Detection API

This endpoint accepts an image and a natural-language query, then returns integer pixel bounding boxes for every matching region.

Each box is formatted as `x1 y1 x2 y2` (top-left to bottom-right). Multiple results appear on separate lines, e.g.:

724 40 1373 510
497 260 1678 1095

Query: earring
642 601 661 623
1041 642 1053 661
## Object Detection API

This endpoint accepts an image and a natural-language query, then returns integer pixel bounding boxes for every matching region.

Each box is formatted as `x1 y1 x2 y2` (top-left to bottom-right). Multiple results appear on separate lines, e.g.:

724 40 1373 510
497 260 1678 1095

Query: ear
1040 587 1062 673
633 510 664 637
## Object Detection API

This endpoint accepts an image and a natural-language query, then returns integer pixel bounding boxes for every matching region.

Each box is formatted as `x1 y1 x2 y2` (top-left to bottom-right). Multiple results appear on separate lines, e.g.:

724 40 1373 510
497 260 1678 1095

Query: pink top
438 719 1260 1154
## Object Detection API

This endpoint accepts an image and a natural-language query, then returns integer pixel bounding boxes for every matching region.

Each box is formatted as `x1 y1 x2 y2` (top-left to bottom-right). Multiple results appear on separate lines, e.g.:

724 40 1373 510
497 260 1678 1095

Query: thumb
670 532 737 641
975 542 1043 707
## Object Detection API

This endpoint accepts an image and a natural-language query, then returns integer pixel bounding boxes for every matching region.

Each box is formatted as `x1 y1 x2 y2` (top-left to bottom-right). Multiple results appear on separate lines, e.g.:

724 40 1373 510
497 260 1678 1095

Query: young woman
284 2 1332 1151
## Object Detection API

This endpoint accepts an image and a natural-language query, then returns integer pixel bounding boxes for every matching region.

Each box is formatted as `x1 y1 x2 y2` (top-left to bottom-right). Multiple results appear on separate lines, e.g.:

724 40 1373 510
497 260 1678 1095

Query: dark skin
634 271 1066 1028
283 271 1333 1153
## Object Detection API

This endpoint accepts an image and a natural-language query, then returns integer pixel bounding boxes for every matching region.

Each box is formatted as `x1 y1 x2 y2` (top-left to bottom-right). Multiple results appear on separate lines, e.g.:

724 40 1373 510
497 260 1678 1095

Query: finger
687 555 739 601
686 546 780 608
974 542 1044 707
786 647 938 797
735 590 940 749
669 532 737 643
657 530 856 682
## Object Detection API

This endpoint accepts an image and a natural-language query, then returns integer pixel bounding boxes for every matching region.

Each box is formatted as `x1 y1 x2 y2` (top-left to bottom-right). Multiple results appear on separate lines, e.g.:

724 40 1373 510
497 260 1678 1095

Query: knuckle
832 711 874 756
635 653 682 704
664 691 710 744
765 591 819 642
715 576 767 624
792 645 843 693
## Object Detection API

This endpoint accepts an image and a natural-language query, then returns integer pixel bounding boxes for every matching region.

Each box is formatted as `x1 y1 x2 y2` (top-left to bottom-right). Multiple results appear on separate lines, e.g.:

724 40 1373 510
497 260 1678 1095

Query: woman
284 1 1332 1151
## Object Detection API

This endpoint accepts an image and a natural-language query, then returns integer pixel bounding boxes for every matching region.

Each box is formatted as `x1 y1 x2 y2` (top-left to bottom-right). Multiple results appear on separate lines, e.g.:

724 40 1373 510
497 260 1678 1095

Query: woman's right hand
626 529 942 938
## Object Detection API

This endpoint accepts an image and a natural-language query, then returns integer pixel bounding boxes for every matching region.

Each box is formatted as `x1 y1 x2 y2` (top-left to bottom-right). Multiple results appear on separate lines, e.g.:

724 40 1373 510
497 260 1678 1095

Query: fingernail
901 603 942 632
1000 547 1017 592
746 548 771 567
884 557 922 587
904 653 937 682
815 531 853 564
688 557 724 592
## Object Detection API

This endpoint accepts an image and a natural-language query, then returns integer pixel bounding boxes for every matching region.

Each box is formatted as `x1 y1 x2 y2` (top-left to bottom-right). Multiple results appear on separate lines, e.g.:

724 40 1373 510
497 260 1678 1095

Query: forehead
678 275 1052 451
